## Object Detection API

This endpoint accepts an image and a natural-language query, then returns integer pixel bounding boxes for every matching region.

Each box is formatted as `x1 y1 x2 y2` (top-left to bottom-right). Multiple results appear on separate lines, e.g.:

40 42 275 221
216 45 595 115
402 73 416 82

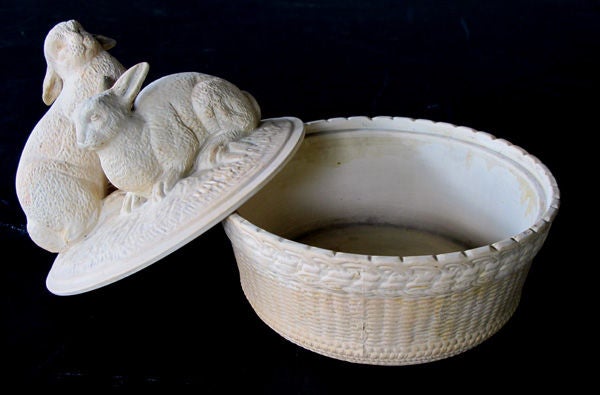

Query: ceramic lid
46 117 305 295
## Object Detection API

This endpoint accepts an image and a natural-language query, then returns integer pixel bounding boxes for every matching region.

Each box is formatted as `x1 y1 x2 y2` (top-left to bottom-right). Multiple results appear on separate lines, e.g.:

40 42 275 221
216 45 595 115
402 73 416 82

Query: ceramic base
225 116 559 365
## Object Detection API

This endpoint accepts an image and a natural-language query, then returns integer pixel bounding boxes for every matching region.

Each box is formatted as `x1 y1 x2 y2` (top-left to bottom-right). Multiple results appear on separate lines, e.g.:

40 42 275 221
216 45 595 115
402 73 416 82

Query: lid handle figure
19 20 304 296
15 20 126 253
73 62 261 213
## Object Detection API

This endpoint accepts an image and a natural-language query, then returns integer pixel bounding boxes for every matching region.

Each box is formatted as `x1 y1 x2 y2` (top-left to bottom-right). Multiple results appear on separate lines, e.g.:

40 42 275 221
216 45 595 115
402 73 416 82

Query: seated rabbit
15 20 125 252
73 62 261 213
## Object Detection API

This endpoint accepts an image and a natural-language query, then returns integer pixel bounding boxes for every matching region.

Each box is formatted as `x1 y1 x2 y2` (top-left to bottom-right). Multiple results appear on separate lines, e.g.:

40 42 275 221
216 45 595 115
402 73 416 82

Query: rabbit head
43 20 117 105
74 62 150 150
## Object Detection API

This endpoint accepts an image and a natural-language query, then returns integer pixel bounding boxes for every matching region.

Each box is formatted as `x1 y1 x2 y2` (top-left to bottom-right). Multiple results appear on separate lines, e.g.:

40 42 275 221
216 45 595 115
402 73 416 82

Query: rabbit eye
90 113 100 122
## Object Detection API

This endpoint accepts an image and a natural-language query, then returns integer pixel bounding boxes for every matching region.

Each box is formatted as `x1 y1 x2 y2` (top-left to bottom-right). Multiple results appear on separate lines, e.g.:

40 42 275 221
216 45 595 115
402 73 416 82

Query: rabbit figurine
15 20 125 252
73 62 261 213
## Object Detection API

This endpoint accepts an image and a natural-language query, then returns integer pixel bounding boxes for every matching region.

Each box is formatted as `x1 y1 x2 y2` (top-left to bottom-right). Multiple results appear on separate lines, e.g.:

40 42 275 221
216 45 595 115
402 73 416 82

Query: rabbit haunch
74 62 261 213
15 20 125 253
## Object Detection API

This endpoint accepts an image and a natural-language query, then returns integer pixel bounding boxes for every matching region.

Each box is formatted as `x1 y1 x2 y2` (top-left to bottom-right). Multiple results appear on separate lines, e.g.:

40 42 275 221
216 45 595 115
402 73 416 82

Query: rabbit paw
196 138 249 171
151 174 180 202
196 141 224 171
121 192 146 214
216 145 248 165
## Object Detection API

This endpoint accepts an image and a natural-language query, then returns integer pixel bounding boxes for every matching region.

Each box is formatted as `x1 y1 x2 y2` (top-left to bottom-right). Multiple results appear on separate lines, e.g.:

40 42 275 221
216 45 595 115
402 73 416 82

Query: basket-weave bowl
224 116 559 365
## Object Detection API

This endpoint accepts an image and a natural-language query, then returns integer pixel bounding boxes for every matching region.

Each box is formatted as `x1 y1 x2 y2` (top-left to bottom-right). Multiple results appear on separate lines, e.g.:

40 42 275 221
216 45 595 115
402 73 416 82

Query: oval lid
46 117 305 295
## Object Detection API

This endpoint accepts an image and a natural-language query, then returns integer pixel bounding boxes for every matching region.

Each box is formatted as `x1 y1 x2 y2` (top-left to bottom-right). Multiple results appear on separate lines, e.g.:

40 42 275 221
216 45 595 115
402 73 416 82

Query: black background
0 0 594 391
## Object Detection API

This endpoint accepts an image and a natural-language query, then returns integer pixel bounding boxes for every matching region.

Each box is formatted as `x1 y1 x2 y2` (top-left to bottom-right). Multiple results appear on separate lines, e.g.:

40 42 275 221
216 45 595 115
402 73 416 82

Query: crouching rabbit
73 62 261 213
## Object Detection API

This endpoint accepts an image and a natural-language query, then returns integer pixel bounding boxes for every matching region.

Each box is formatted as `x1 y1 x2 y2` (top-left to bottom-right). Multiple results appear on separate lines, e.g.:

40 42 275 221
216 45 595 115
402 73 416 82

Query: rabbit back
18 109 106 186
135 72 260 141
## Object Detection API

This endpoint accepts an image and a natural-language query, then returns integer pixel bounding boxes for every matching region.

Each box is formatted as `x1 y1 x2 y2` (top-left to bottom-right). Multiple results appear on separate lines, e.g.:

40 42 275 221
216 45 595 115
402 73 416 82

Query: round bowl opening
225 117 559 365
237 117 557 257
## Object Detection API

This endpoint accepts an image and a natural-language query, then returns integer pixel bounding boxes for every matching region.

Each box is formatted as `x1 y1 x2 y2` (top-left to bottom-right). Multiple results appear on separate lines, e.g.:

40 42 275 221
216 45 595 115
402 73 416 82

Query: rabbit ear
93 34 117 50
42 65 62 105
111 62 150 107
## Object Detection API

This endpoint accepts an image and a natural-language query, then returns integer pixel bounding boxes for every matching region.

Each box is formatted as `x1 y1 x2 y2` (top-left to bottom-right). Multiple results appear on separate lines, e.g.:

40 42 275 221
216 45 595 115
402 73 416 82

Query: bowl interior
237 119 555 257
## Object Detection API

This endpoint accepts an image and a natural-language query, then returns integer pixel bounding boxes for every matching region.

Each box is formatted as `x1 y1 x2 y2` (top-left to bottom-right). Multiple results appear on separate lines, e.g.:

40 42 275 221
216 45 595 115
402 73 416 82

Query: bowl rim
228 115 560 264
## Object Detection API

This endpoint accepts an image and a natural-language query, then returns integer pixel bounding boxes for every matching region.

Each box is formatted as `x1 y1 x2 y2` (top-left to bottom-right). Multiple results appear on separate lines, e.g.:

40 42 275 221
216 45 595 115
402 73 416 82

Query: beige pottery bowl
224 116 559 365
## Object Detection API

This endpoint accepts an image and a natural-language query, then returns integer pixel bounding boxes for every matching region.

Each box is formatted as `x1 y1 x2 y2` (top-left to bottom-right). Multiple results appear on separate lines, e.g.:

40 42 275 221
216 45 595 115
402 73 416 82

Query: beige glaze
295 224 468 256
47 118 304 295
73 62 261 213
15 20 125 252
224 116 560 365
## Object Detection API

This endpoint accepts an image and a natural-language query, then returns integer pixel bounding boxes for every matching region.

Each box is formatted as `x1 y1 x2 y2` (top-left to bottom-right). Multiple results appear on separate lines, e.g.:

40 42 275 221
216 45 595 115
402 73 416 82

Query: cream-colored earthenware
18 21 305 295
73 61 262 214
47 117 304 295
19 21 560 367
224 116 559 365
15 20 125 253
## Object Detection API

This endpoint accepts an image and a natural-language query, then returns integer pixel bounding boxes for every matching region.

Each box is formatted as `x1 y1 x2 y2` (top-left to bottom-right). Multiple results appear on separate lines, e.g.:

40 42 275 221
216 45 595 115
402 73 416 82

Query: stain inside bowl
294 223 470 256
